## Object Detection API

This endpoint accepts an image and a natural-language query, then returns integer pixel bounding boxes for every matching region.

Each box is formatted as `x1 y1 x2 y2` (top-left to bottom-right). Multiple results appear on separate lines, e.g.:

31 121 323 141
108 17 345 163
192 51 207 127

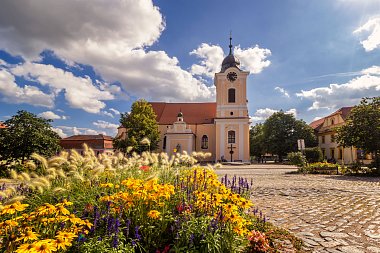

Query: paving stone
367 247 380 253
319 240 342 247
216 166 380 250
320 232 349 238
302 238 320 246
338 246 365 253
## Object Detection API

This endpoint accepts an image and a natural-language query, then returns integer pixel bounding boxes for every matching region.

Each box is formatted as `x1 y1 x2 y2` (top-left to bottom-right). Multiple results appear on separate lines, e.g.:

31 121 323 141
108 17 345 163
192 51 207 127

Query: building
309 107 373 164
60 134 114 155
0 122 6 129
117 37 251 163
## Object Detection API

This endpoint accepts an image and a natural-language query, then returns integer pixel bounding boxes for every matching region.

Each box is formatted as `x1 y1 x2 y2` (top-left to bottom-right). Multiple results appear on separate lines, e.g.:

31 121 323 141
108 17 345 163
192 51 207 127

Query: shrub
287 152 306 167
299 162 340 174
304 147 323 163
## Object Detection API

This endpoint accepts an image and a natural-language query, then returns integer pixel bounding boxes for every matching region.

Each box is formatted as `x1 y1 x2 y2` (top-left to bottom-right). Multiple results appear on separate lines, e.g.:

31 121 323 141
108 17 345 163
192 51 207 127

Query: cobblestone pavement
216 165 380 253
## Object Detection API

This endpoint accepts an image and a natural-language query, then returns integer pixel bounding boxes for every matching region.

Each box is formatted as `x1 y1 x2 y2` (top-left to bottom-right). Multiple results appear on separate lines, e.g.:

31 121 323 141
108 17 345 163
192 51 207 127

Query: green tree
114 99 160 153
249 123 265 159
262 111 317 161
336 97 380 167
0 110 61 164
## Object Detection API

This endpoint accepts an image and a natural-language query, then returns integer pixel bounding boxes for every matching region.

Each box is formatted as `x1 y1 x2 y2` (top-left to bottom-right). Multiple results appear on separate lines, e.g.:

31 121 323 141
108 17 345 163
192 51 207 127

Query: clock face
227 72 237 82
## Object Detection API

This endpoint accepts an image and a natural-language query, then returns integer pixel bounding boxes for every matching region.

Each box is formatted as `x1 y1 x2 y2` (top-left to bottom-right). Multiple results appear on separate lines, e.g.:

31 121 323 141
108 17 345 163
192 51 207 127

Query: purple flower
135 226 141 241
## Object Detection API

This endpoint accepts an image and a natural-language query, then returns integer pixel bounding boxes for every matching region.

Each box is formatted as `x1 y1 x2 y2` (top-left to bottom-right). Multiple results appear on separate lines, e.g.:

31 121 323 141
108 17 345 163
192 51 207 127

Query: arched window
228 88 235 103
201 135 208 149
228 130 235 144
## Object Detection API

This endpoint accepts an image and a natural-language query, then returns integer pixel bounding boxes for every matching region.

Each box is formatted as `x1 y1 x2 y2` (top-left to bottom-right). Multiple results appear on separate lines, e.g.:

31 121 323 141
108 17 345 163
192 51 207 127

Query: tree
262 111 317 161
114 99 160 153
249 123 265 159
0 110 61 164
336 97 380 167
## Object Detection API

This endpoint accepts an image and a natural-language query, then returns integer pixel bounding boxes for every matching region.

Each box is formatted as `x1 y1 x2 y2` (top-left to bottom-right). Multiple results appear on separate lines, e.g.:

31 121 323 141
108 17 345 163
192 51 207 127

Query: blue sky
1 0 380 137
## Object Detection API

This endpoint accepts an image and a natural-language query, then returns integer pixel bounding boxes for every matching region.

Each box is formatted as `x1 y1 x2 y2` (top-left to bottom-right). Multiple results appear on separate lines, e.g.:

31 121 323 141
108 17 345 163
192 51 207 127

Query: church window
228 130 235 144
163 136 167 149
230 111 233 115
201 135 208 149
228 88 235 103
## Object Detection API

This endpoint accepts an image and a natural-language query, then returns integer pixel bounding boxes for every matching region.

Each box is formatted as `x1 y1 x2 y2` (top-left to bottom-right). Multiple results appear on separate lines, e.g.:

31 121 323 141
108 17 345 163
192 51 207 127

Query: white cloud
101 111 114 118
38 111 66 120
10 62 114 113
52 127 67 138
353 17 380 52
190 44 271 78
93 120 119 135
0 59 6 66
296 70 380 110
0 0 218 102
190 44 225 78
312 116 323 121
109 108 120 115
361 65 380 75
274 86 290 98
0 69 54 107
250 108 297 122
234 45 271 74
55 125 106 137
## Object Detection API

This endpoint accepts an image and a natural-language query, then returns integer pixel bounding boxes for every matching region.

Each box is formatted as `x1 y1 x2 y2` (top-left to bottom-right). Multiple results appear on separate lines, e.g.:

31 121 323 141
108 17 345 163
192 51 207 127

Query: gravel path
215 164 380 253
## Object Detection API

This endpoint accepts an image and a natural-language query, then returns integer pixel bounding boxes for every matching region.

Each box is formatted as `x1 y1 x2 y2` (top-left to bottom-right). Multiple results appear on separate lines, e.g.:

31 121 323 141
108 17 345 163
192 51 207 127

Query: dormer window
228 88 235 103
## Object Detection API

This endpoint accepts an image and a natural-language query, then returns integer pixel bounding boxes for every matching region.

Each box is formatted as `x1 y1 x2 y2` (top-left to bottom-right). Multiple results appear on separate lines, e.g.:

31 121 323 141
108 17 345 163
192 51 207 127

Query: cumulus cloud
38 111 66 120
52 127 68 138
361 65 380 75
0 0 218 102
274 86 290 98
296 69 380 110
250 108 297 122
0 68 54 107
353 17 380 52
190 43 271 78
234 45 271 74
10 62 114 113
55 125 106 137
190 44 225 78
93 120 119 135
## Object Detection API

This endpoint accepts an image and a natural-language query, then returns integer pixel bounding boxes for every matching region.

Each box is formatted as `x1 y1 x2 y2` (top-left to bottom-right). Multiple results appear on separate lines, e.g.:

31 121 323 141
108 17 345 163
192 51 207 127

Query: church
120 38 251 163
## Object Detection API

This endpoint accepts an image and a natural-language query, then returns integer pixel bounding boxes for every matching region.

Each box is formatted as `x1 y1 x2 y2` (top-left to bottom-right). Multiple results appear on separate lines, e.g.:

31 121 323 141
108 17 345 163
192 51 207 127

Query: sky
0 0 380 138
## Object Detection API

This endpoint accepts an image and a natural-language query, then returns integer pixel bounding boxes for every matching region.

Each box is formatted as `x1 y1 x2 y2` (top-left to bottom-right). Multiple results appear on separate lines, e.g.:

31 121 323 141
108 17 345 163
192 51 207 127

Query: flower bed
298 162 340 174
0 146 302 252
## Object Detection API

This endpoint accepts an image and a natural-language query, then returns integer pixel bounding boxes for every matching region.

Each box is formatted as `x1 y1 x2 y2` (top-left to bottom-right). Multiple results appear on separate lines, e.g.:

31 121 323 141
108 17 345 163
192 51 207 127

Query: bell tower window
228 88 235 103
228 130 235 144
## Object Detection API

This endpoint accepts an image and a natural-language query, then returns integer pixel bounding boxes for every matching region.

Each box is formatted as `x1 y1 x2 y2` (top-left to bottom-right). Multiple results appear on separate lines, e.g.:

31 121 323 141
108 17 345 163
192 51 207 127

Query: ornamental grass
0 144 300 252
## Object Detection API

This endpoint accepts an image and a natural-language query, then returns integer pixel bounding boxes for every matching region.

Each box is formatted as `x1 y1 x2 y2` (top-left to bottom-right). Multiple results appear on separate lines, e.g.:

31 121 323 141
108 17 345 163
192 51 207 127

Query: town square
0 1 380 252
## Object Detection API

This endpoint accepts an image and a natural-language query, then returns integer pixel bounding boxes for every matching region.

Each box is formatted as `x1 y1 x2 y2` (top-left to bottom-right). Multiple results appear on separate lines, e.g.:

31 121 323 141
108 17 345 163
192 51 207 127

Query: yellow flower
100 183 114 188
1 202 29 215
147 210 160 219
15 243 36 253
5 219 19 227
52 238 72 250
34 240 56 253
56 231 77 241
18 230 39 242
56 206 70 215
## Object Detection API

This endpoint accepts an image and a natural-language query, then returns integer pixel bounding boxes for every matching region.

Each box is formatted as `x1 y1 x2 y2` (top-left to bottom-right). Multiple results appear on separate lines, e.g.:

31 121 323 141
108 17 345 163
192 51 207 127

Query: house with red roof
60 134 114 155
309 107 373 164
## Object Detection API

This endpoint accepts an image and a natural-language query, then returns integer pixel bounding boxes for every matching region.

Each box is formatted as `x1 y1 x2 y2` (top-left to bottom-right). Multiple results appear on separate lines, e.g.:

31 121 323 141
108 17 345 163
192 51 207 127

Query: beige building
310 107 373 164
117 38 251 163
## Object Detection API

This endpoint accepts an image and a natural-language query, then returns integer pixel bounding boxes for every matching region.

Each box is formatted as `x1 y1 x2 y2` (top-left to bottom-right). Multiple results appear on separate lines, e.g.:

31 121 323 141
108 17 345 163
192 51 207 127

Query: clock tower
214 36 250 163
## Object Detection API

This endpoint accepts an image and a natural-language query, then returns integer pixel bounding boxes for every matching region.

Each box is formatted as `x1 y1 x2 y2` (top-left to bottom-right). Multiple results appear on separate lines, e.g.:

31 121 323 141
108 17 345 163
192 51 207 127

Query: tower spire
229 31 233 55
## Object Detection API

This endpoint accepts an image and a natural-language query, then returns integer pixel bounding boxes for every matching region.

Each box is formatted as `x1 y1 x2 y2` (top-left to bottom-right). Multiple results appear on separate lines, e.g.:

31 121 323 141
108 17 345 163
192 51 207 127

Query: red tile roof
0 122 6 129
62 134 113 141
149 102 217 124
309 118 324 130
309 107 353 129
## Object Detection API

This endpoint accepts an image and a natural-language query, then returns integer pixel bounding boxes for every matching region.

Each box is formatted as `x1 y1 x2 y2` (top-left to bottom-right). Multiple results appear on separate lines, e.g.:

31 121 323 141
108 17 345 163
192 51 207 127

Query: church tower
214 36 250 162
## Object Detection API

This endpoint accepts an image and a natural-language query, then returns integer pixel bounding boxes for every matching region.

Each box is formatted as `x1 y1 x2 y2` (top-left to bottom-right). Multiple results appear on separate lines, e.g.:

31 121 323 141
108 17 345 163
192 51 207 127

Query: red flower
140 165 150 172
